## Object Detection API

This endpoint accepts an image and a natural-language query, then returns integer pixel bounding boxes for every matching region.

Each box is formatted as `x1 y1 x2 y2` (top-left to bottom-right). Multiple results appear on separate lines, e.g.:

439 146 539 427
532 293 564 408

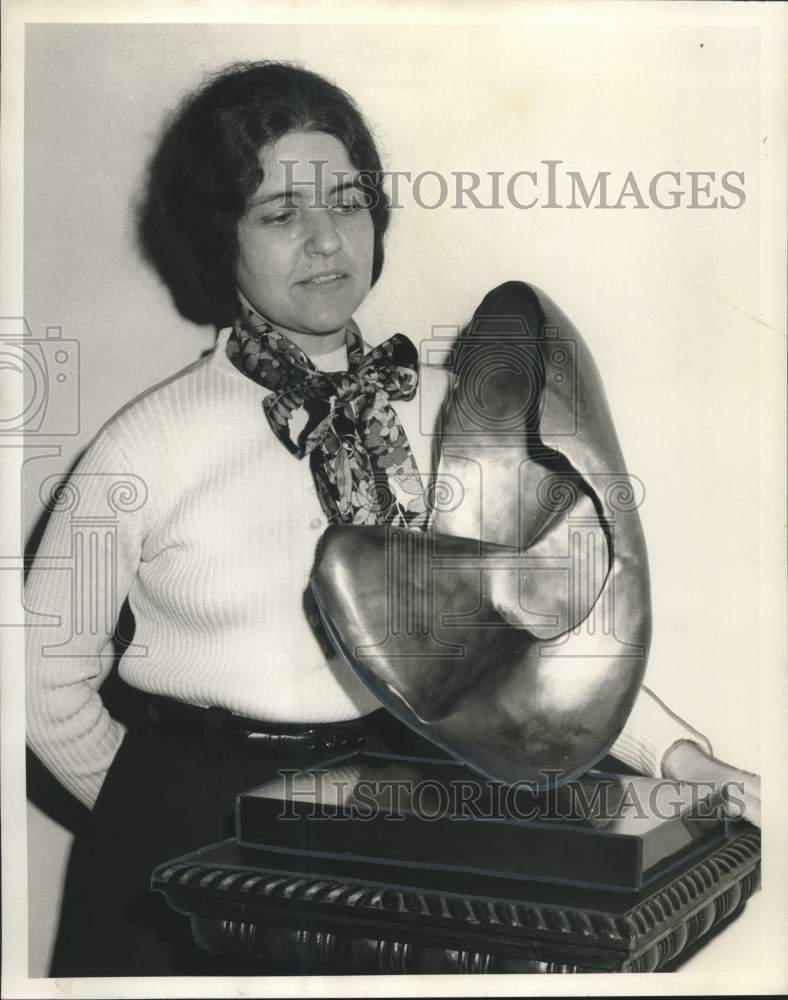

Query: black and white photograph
1 1 786 997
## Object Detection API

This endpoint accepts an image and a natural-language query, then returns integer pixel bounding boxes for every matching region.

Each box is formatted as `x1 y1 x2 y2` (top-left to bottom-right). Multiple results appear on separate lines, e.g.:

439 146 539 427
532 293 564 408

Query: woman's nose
304 209 341 256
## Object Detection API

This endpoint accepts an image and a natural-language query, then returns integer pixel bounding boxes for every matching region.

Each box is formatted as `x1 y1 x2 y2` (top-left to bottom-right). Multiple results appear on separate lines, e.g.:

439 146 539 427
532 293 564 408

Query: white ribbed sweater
25 330 712 809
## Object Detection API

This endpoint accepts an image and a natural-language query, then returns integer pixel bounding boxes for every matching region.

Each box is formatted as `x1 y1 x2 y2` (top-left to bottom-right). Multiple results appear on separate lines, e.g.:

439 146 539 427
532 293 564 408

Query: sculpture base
152 758 761 974
235 752 732 892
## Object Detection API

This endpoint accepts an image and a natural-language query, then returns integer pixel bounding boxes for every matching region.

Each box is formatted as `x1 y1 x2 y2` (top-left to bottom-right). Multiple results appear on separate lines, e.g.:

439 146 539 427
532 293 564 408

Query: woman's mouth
300 272 348 288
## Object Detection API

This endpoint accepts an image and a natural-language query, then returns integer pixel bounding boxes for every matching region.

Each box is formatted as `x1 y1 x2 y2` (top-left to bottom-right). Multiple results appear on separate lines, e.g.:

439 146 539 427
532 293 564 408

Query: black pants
50 705 442 978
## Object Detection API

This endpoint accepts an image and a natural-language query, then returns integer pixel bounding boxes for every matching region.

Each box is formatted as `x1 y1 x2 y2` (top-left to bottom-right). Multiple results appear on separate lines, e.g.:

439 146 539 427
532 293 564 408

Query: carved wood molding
154 826 760 973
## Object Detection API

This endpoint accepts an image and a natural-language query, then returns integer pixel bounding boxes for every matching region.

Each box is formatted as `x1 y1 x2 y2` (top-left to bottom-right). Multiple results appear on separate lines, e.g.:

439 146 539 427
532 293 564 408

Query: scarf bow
227 309 429 528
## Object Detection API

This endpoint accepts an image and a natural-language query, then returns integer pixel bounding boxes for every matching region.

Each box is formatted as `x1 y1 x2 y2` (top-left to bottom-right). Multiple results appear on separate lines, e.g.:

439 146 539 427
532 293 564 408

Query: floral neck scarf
227 306 429 528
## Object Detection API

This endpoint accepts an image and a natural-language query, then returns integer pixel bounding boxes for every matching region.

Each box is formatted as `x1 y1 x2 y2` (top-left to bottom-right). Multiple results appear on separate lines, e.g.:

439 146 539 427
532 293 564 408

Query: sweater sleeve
25 426 146 809
608 684 714 778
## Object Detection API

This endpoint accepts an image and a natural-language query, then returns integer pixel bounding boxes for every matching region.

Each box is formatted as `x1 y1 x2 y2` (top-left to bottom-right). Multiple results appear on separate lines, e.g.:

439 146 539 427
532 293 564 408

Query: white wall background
22 18 768 979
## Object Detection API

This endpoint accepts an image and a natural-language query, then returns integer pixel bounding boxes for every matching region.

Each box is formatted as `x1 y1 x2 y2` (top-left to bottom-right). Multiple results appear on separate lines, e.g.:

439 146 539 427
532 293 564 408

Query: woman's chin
293 307 358 339
290 279 368 332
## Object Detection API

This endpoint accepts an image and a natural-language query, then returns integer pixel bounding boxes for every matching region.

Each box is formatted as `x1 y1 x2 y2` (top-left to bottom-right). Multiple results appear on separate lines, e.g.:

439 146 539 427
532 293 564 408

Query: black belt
147 694 371 755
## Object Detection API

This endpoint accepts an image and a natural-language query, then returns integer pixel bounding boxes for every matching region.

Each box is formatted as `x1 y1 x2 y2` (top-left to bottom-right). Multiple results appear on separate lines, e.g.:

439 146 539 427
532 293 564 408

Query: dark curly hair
138 61 390 327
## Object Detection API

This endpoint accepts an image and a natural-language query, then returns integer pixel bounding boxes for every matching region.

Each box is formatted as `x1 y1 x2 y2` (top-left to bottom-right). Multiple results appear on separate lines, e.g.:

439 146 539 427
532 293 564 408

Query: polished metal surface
311 282 651 786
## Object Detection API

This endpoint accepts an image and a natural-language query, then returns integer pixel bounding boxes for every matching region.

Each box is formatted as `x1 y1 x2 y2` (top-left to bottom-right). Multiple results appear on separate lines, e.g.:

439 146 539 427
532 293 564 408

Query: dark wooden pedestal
152 823 760 974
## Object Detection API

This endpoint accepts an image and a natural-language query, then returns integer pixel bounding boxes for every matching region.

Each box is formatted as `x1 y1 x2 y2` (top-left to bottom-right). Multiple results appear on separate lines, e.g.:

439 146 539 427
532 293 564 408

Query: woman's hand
662 739 761 829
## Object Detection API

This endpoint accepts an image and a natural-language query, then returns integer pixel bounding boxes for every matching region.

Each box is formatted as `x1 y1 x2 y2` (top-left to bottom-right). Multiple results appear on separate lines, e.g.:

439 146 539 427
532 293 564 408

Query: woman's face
235 130 374 349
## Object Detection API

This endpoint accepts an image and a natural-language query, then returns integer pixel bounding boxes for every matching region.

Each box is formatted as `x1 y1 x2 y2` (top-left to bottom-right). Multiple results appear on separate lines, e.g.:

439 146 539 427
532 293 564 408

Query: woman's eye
332 193 370 215
262 208 297 226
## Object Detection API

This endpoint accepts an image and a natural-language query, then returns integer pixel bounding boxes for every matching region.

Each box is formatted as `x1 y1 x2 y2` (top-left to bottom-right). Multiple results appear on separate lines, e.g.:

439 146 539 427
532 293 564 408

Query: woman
25 61 760 977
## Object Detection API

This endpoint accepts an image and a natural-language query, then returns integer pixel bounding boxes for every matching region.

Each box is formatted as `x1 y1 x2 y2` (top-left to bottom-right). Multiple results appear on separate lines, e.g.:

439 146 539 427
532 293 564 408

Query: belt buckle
319 728 336 753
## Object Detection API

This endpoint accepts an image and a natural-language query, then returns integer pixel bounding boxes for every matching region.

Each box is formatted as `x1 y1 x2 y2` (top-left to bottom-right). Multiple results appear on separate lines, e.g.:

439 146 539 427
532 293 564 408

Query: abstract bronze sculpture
155 284 760 976
311 282 652 786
